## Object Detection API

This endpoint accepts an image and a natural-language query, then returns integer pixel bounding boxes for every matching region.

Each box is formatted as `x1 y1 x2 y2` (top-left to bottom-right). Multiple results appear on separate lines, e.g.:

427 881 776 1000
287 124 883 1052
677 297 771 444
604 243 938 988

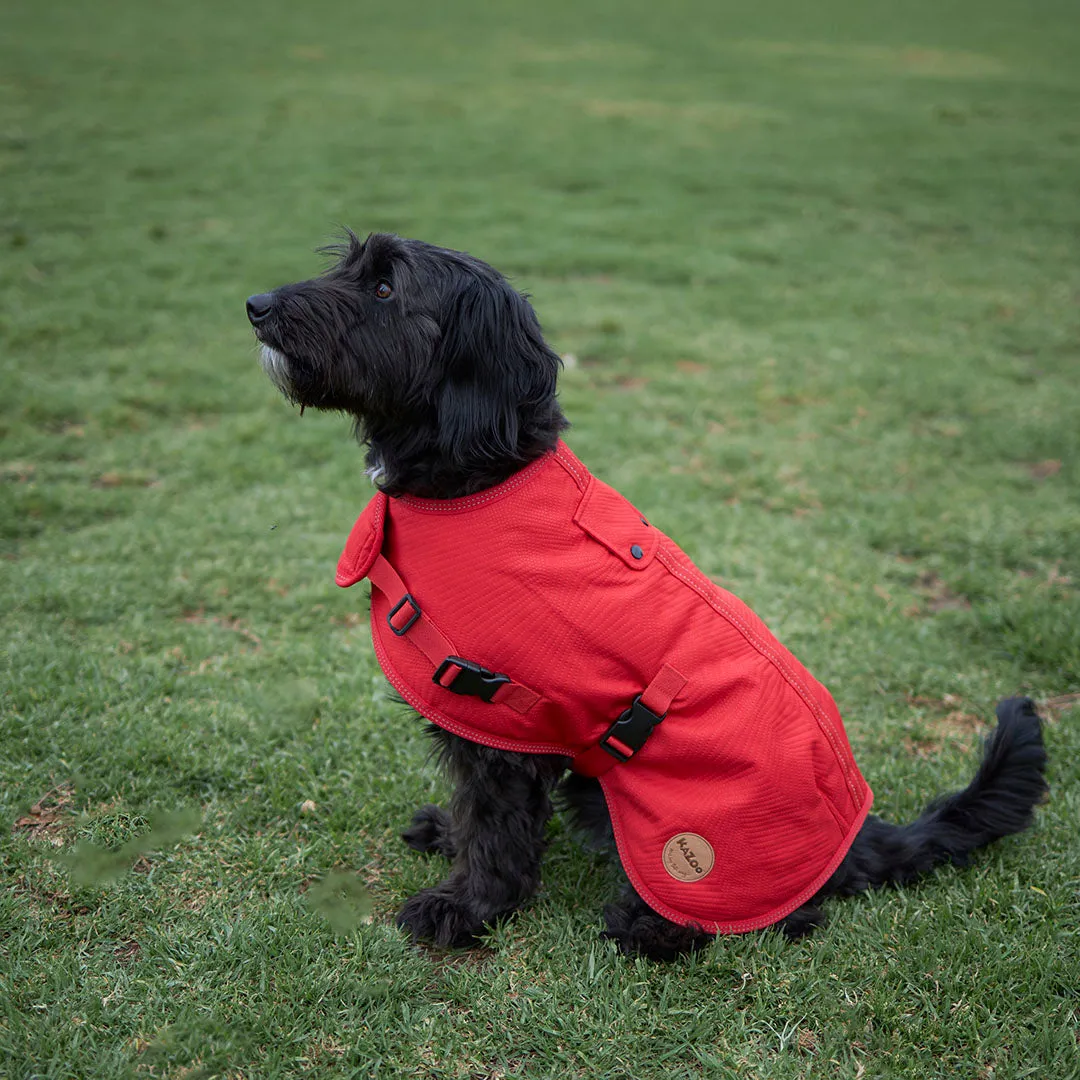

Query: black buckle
600 695 666 763
387 594 421 636
433 656 511 703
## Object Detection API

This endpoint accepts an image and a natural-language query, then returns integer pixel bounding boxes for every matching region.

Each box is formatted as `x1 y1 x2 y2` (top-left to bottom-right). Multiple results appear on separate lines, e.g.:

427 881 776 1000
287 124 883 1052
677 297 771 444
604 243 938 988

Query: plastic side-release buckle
599 695 666 762
433 656 512 703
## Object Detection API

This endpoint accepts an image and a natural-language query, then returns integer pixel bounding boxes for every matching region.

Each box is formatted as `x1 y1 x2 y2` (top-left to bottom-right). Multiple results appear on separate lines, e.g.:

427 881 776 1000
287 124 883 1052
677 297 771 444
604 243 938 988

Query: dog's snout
246 292 275 326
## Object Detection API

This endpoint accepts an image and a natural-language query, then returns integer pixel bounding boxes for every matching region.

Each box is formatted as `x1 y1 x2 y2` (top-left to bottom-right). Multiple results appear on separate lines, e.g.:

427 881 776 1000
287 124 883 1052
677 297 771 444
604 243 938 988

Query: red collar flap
335 492 388 587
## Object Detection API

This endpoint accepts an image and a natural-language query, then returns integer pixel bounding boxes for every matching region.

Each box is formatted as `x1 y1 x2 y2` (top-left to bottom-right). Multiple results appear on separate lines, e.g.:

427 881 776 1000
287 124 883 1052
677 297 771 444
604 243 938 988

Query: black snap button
630 544 644 560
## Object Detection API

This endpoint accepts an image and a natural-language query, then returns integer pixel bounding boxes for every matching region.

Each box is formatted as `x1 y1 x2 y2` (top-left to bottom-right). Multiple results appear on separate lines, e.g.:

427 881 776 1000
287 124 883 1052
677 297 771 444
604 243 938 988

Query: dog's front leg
397 731 567 948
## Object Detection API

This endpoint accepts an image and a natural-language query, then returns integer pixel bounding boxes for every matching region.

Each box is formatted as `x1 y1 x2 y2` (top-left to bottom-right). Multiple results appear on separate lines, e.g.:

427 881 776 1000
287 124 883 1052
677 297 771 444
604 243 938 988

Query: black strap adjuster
433 656 511 702
387 593 421 636
599 695 666 763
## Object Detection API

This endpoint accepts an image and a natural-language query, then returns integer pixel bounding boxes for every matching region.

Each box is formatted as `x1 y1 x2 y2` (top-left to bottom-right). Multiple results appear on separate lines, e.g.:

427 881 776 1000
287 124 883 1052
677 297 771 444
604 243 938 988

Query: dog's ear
434 275 562 464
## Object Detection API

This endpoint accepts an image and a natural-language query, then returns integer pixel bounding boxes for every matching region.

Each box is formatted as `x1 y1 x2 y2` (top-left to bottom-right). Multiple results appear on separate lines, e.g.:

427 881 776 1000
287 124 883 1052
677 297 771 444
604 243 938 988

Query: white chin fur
365 453 386 485
259 344 292 394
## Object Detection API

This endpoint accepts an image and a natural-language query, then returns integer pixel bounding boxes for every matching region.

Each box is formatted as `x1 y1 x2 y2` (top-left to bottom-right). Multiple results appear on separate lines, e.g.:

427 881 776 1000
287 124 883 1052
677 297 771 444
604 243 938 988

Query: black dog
247 232 1048 960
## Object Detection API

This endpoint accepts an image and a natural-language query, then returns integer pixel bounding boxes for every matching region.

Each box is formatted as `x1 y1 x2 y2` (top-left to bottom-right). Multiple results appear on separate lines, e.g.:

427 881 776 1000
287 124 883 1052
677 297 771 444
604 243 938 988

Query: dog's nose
246 293 275 326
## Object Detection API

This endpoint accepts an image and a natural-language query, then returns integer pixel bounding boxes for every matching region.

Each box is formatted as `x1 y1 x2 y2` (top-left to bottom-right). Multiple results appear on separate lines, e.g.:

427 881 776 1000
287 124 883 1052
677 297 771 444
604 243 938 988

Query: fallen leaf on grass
180 609 262 648
114 940 141 964
12 783 75 844
1043 692 1080 717
1027 460 1062 481
670 454 706 476
265 577 290 597
180 889 212 913
906 693 963 708
930 708 982 733
1043 565 1072 590
93 471 157 488
914 572 971 613
425 944 497 970
332 611 364 628
1 461 35 482
904 736 945 759
904 711 983 758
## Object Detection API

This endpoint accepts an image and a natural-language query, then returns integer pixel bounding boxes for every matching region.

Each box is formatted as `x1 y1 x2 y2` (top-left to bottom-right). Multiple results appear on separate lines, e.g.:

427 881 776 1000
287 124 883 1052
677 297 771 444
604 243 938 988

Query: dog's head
247 232 566 495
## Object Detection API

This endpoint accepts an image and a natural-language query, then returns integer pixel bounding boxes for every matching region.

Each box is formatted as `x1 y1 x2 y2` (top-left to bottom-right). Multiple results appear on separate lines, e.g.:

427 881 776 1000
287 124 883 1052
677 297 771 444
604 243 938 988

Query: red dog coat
336 441 872 933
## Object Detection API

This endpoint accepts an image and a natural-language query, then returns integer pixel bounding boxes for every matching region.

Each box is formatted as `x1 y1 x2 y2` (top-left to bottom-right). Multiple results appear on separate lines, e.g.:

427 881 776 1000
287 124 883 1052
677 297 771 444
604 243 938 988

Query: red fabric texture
336 441 873 934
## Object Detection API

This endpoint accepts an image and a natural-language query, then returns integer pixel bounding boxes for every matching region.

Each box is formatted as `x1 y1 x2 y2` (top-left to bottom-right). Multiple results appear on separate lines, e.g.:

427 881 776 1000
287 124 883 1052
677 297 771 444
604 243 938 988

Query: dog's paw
397 886 486 948
601 903 712 962
775 903 827 940
401 804 456 859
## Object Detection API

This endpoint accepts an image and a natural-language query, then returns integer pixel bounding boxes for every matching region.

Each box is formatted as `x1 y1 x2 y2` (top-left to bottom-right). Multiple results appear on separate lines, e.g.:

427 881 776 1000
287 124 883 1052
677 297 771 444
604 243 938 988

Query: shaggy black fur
248 232 1049 960
247 230 567 498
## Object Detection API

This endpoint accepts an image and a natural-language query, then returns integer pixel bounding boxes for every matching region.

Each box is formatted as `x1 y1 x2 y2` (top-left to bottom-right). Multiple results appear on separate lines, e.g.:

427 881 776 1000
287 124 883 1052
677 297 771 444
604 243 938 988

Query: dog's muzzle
247 292 293 394
246 293 274 326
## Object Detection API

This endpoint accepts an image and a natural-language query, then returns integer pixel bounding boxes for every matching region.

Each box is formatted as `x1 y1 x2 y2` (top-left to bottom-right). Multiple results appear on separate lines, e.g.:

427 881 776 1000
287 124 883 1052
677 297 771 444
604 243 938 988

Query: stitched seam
656 548 861 804
554 445 588 490
397 452 551 513
350 530 378 578
571 474 596 526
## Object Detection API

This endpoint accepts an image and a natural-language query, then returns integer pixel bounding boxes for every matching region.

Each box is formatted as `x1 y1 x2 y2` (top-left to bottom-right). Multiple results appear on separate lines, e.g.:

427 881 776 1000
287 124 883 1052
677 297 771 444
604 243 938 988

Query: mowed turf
2 0 1079 1076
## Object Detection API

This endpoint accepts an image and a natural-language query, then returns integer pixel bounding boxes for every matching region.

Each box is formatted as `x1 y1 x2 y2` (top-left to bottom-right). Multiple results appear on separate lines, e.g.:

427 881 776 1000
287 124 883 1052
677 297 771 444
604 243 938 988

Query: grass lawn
2 0 1079 1076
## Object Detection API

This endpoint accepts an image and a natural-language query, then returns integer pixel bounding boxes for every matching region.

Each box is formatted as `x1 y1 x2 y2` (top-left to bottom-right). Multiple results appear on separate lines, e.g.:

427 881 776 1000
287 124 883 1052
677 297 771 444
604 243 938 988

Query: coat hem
602 779 873 934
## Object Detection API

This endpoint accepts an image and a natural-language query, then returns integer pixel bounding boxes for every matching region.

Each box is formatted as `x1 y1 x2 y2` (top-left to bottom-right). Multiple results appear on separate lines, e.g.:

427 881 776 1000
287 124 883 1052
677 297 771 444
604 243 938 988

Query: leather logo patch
662 833 714 882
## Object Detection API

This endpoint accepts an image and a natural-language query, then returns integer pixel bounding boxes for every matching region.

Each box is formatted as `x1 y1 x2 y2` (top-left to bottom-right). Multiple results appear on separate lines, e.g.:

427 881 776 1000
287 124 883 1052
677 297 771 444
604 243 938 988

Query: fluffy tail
829 697 1048 897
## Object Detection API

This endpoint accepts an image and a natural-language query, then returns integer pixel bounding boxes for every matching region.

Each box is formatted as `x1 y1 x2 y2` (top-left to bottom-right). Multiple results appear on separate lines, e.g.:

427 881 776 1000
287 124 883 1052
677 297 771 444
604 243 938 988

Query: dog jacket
336 441 872 933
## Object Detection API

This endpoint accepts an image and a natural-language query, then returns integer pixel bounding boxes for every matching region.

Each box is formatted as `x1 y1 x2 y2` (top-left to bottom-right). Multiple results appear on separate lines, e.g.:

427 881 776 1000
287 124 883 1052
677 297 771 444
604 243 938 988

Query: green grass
2 0 1079 1076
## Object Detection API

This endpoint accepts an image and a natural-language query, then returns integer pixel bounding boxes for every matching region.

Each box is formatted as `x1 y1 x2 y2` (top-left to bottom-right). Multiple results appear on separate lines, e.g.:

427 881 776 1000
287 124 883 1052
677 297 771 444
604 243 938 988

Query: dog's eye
375 281 393 300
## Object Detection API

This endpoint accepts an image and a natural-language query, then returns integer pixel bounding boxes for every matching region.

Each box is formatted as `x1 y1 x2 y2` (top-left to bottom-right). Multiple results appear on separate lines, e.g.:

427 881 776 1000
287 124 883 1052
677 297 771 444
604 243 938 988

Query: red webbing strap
368 554 456 669
572 663 688 778
366 553 539 715
492 681 541 712
639 664 688 718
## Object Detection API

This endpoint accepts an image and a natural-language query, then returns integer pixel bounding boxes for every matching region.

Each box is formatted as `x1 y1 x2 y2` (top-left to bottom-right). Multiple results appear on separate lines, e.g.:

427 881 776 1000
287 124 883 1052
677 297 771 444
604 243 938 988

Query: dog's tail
830 697 1047 896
